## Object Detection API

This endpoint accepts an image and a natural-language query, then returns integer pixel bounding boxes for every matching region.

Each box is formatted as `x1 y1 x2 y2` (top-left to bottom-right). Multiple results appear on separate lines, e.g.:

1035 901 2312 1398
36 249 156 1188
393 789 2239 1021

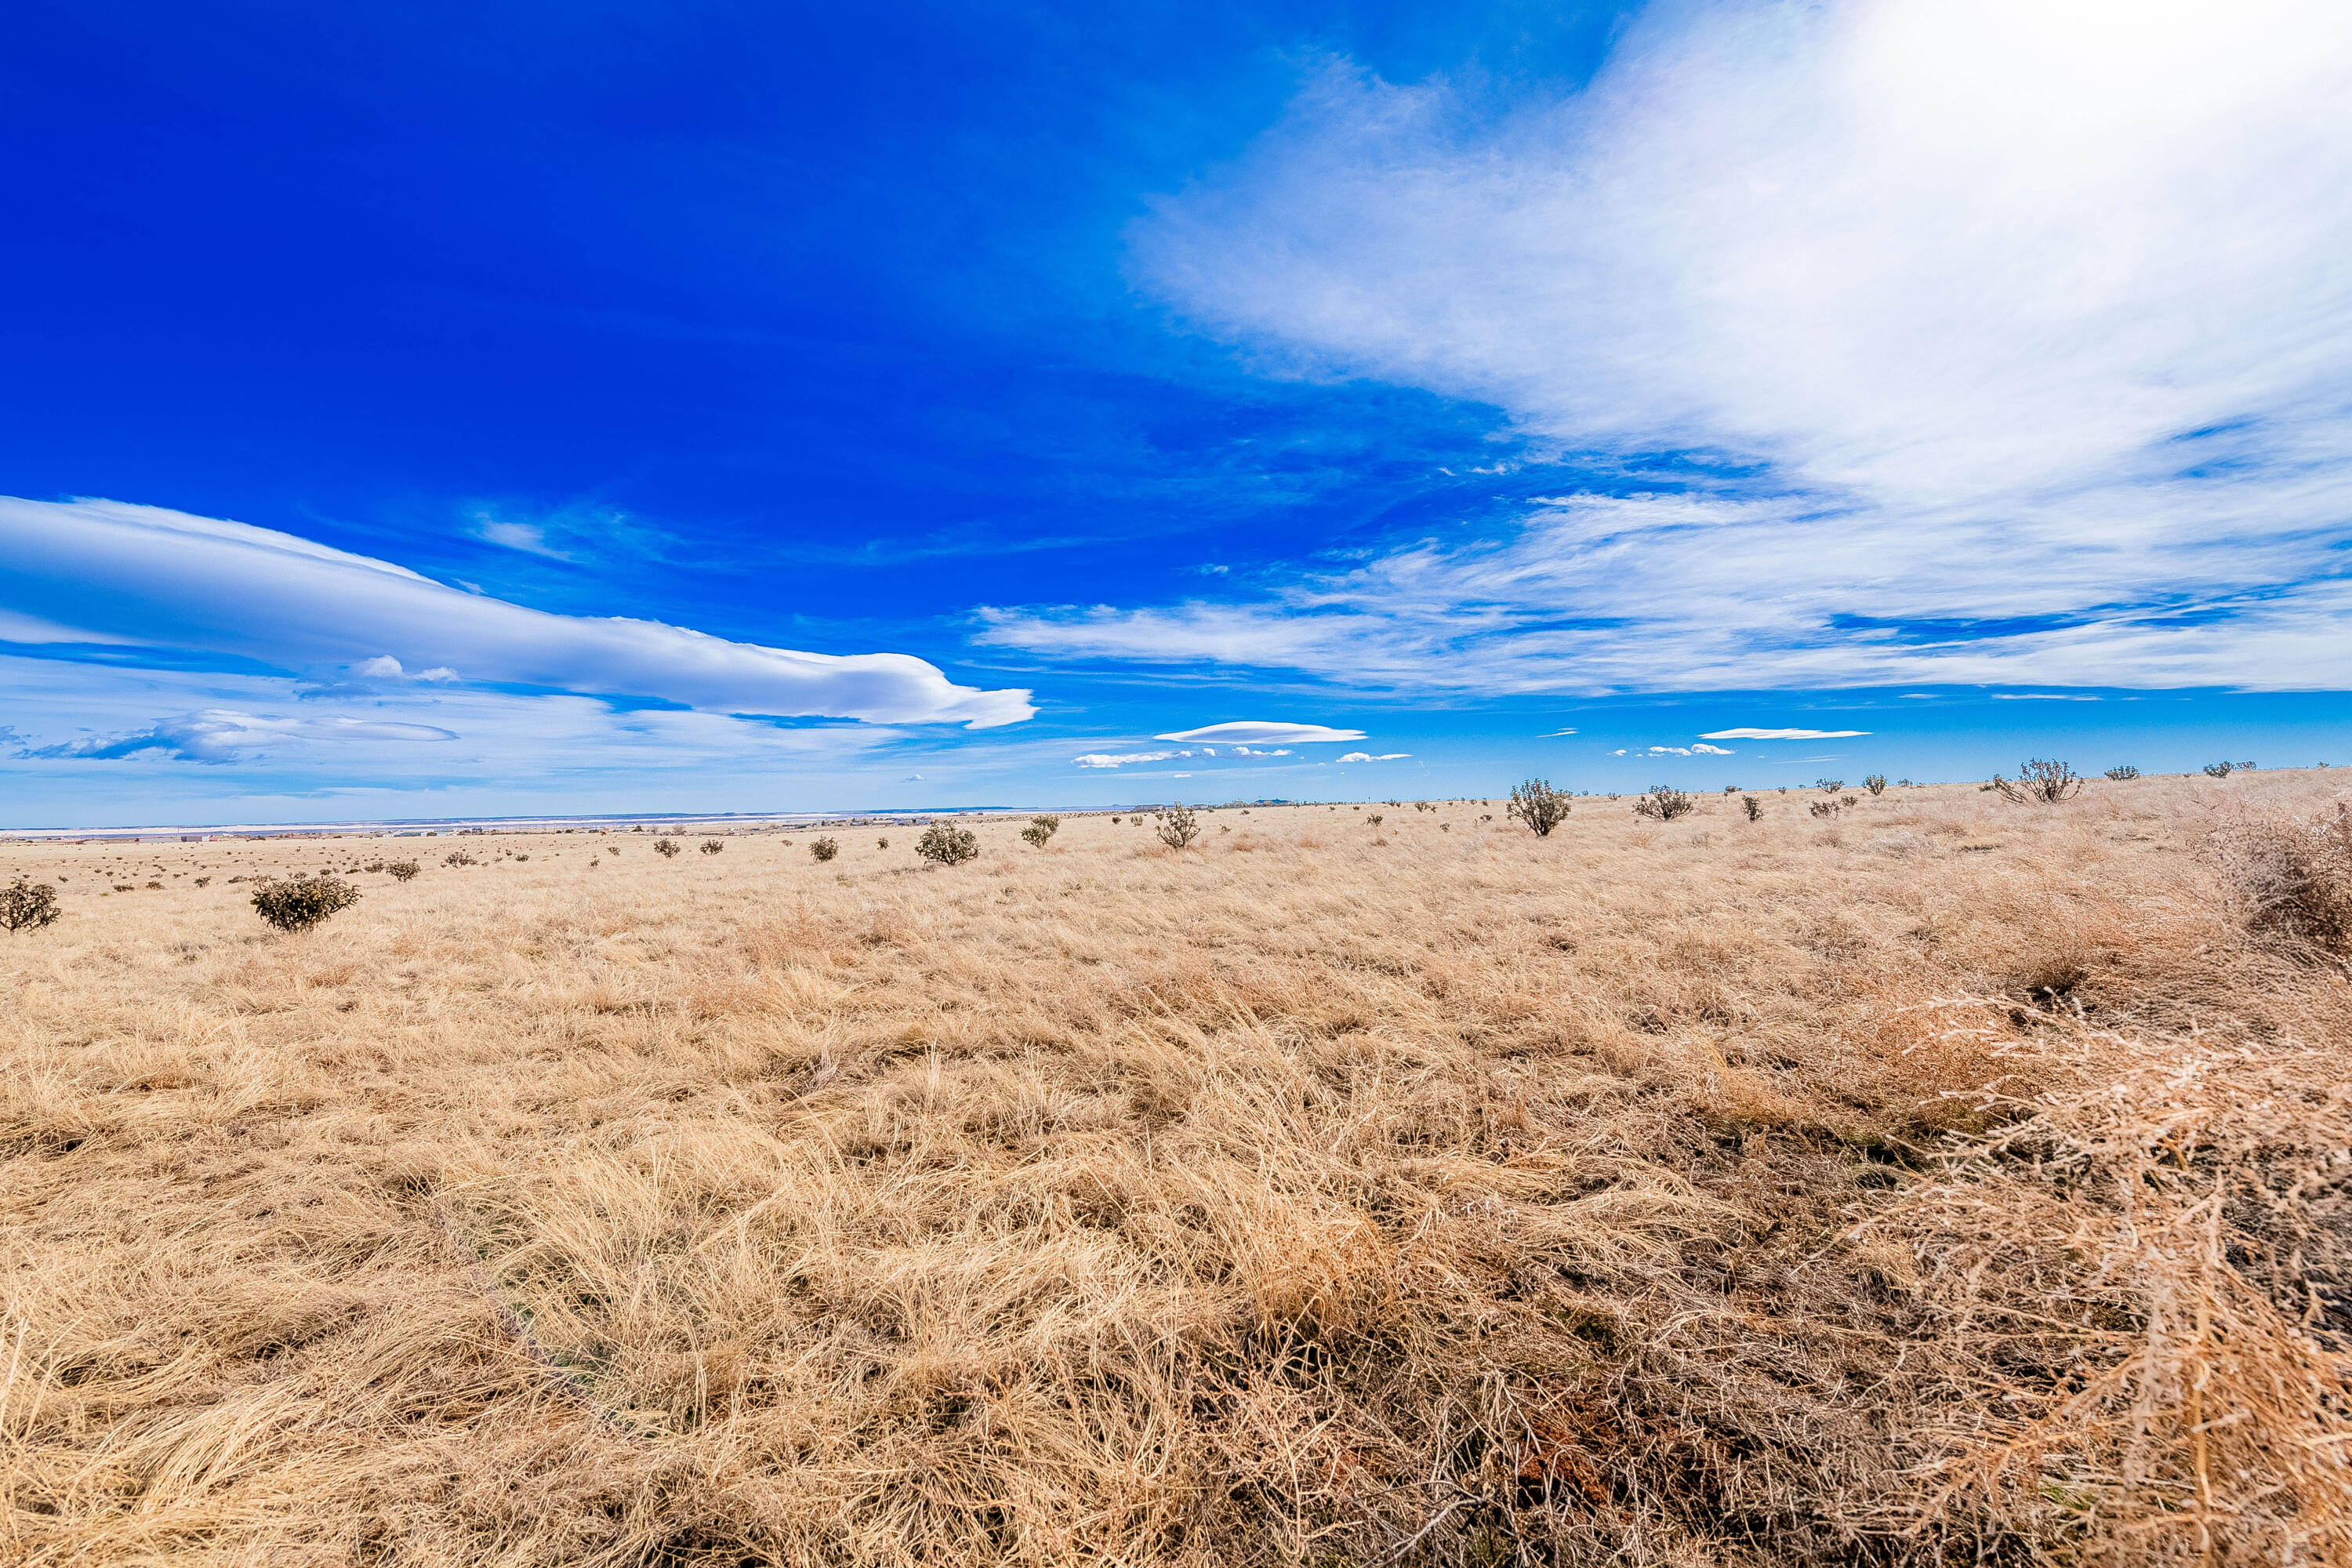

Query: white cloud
1692 743 1734 755
1338 751 1370 762
1339 751 1410 761
1700 728 1869 740
1074 751 1178 768
1152 720 1366 745
1 496 1033 728
1228 745 1293 757
1541 728 1577 736
24 709 459 764
472 517 573 561
1649 746 1692 755
1025 0 2352 693
1991 693 2103 701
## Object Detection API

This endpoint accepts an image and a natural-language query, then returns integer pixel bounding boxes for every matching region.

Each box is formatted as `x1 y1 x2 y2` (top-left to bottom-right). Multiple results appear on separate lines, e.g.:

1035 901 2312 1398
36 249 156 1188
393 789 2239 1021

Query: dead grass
2 776 2348 1565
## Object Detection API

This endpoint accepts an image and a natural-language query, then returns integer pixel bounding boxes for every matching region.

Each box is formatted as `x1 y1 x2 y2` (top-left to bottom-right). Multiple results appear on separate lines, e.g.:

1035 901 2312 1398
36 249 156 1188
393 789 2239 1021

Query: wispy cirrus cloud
2 496 1033 728
1153 720 1364 745
1701 728 1869 740
985 0 2352 695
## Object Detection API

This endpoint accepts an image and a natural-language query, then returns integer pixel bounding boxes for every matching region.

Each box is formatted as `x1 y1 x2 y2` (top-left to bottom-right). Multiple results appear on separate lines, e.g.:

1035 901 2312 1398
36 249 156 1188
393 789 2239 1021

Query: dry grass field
4 774 2350 1566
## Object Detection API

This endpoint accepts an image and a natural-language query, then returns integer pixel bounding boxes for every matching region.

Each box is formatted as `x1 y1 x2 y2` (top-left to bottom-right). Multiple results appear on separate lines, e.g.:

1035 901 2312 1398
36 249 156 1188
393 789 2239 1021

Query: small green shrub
1022 815 1061 849
387 862 419 881
700 840 724 855
917 825 979 865
251 875 360 933
1 878 61 933
1632 785 1696 821
1995 758 2085 804
876 837 890 850
655 838 682 858
2204 760 2235 779
1864 775 1887 796
1507 779 1571 837
2106 764 2140 781
445 850 477 866
1810 800 1838 818
365 861 387 873
811 837 839 862
1741 794 1762 822
1817 779 1844 793
1156 805 1200 850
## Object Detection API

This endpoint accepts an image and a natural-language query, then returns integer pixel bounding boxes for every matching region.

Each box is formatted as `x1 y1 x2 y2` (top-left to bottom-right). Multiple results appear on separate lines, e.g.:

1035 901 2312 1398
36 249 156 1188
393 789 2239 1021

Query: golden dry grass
3 777 2348 1566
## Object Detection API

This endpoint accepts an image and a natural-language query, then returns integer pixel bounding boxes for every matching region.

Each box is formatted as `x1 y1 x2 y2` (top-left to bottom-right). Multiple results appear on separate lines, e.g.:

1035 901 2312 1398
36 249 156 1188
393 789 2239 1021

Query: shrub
1840 794 1858 808
1994 758 2084 804
699 839 724 855
655 838 681 858
1 878 61 933
2212 805 2352 960
1507 778 1572 837
387 862 419 882
2106 764 2140 781
250 875 360 933
876 837 890 850
2205 760 2235 779
1365 813 1383 826
1817 779 1844 793
365 861 386 873
811 837 839 862
194 877 211 887
916 825 979 865
1741 794 1762 822
1156 805 1200 851
1022 815 1061 849
1632 785 1696 820
1864 775 1887 796
445 850 477 866
1809 800 1838 818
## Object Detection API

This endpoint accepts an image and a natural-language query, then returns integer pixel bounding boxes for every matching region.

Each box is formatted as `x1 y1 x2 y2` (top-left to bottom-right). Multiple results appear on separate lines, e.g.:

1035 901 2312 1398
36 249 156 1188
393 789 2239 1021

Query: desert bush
1741 794 1762 822
876 837 889 850
445 849 477 866
1 877 60 933
1156 805 1200 850
365 861 386 873
1864 775 1887 796
1021 815 1060 848
1840 793 1858 808
1507 778 1572 837
1364 813 1383 826
2205 760 2235 779
916 824 979 865
194 877 210 887
250 875 360 933
1809 800 1838 818
699 840 724 855
1632 785 1696 820
655 838 681 858
2212 804 2352 960
1994 758 2084 804
387 862 419 882
1816 779 1844 793
2106 764 2140 781
811 837 839 862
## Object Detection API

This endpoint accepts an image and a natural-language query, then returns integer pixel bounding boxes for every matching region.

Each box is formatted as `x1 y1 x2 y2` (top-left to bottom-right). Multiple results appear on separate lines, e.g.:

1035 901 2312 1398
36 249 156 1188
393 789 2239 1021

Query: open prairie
4 775 2349 1566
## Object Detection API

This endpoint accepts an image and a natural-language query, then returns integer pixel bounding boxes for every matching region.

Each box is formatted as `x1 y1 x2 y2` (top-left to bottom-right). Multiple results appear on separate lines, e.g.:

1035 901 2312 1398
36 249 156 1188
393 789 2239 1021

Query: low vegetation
2 772 2347 1566
810 837 839 863
1630 783 1695 820
1506 777 1571 836
1021 815 1061 849
916 823 980 865
1155 804 1200 850
1994 757 2085 804
1 877 60 932
248 873 361 933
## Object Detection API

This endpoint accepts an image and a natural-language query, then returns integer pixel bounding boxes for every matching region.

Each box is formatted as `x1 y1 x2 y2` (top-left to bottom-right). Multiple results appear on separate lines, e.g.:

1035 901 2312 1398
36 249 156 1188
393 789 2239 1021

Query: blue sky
2 0 2347 826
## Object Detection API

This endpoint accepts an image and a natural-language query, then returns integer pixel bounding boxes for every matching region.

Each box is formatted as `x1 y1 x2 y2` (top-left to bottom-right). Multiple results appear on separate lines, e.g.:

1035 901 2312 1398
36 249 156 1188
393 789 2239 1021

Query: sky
2 0 2347 827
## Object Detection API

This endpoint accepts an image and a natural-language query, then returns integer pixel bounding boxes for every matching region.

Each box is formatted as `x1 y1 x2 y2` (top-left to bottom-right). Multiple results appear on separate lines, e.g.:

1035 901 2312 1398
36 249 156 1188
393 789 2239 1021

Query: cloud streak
2 497 1033 728
24 710 459 764
993 0 2352 694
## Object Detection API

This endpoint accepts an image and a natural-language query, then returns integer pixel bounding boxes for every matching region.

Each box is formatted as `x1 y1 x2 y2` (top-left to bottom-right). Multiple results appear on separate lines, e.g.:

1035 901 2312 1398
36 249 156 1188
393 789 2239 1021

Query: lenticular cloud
0 496 1033 728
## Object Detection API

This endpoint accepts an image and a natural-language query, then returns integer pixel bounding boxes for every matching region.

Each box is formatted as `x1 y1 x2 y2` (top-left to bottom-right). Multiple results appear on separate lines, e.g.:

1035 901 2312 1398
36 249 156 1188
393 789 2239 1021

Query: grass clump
916 824 979 865
1 877 60 932
249 874 361 933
